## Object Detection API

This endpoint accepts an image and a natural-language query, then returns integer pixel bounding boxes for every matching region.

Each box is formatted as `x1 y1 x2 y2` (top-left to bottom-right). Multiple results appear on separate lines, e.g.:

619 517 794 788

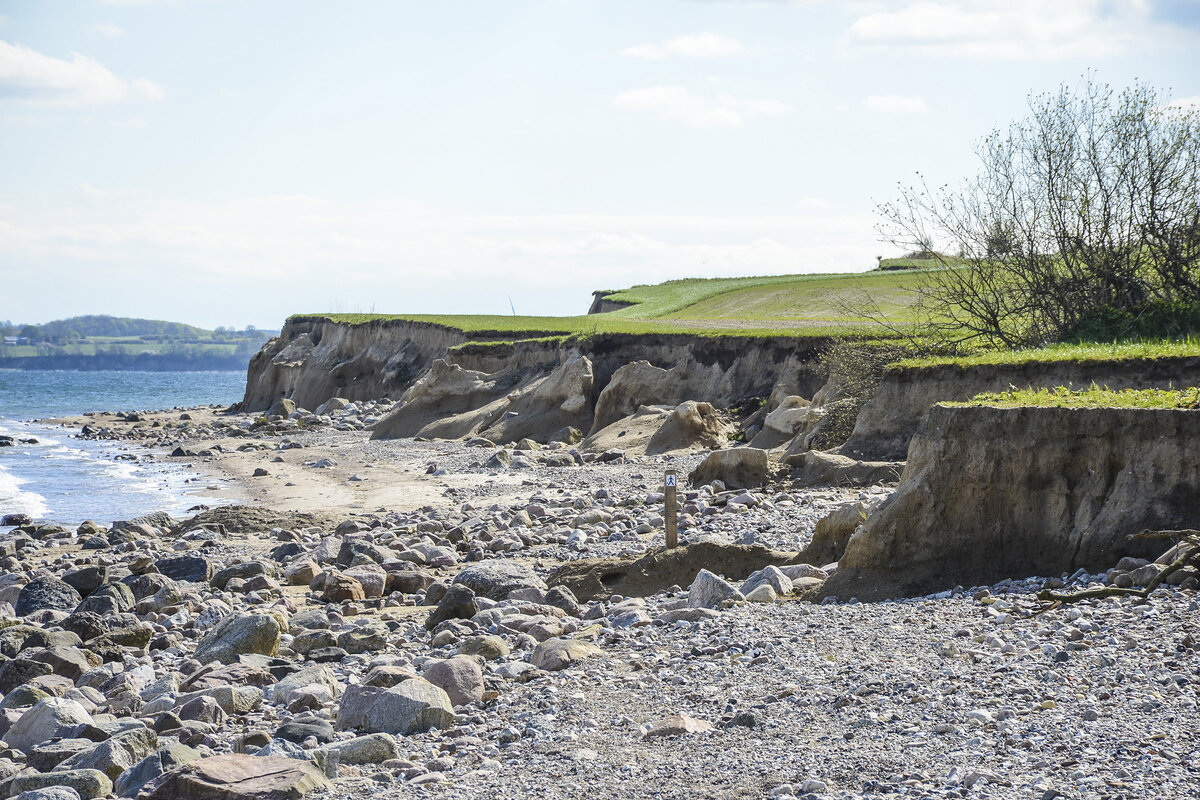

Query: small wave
0 467 48 518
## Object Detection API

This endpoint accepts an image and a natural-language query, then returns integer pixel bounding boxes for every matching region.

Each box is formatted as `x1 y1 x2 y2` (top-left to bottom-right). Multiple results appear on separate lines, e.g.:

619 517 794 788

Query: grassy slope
299 271 1200 388
896 340 1200 370
304 269 923 340
953 386 1200 409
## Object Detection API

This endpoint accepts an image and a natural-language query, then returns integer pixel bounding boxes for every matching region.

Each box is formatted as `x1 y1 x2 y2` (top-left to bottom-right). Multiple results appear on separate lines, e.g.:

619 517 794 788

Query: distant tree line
0 316 272 345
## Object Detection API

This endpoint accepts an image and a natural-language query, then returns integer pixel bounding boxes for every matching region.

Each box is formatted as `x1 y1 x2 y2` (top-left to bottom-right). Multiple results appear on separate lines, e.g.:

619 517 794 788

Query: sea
0 370 246 527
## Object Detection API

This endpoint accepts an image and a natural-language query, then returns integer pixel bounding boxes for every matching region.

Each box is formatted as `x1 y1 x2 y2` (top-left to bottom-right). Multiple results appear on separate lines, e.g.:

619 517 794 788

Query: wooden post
664 469 678 549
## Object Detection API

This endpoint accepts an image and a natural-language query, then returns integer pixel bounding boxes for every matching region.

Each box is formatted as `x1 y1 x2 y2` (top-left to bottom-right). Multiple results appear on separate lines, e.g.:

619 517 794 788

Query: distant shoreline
0 354 248 372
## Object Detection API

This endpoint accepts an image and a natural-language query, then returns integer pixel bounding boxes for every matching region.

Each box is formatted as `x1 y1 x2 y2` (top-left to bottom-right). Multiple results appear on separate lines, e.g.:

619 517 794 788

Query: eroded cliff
841 355 1200 460
241 317 832 446
240 317 466 411
823 404 1200 601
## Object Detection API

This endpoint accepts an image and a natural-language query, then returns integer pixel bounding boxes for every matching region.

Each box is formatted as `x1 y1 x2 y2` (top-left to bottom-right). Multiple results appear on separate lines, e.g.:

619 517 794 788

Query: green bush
1065 301 1200 343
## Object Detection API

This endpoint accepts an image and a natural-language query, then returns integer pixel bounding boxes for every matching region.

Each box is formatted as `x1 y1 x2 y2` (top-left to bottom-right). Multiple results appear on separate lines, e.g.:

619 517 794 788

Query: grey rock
57 727 158 781
424 584 478 631
75 582 135 616
456 635 510 660
15 787 83 800
272 665 340 707
740 565 793 597
15 578 81 617
9 770 112 800
113 743 201 798
451 560 546 601
275 717 334 745
318 733 397 765
4 698 95 752
687 569 744 609
27 740 94 772
154 555 213 584
338 680 454 735
531 638 603 671
421 657 484 707
193 613 281 665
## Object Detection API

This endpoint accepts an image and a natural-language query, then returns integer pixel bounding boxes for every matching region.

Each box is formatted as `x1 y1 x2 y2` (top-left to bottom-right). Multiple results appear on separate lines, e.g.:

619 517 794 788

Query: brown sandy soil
45 408 566 518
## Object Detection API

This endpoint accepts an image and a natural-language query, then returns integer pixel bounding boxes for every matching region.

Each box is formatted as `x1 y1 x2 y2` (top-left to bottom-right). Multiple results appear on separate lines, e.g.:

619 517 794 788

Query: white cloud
864 94 928 114
845 0 1190 60
0 191 879 323
0 40 162 106
90 22 127 39
612 85 790 128
623 33 749 60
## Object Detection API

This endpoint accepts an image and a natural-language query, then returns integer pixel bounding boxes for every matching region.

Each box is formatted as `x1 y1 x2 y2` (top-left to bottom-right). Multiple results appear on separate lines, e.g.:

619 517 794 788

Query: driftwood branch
1036 530 1200 605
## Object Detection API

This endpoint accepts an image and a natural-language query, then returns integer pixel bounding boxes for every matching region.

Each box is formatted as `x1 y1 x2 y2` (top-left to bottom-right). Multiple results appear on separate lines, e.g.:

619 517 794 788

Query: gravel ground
32 407 1200 800
317 585 1200 800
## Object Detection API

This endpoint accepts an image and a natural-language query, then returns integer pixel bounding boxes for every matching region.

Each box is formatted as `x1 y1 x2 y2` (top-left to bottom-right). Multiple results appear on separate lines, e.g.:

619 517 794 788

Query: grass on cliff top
953 385 1200 409
895 339 1200 371
300 269 923 340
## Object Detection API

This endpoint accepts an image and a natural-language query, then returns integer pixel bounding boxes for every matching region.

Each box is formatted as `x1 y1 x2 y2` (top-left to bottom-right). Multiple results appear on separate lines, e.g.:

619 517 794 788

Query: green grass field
302 269 926 341
298 271 1200 391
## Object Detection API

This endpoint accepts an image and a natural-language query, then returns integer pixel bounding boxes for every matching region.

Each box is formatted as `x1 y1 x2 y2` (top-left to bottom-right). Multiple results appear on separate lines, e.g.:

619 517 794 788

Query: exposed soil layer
547 542 805 602
825 404 1200 601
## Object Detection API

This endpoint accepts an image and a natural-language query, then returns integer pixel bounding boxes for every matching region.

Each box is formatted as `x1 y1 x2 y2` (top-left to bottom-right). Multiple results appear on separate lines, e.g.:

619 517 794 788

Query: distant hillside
39 315 209 339
0 315 276 372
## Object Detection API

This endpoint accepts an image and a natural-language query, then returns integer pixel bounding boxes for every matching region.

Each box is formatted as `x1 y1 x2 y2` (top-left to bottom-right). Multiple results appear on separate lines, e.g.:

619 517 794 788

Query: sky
1 0 1198 330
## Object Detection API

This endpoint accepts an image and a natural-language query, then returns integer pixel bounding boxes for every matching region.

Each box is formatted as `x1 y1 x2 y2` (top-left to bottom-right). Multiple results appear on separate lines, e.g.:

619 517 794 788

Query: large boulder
15 577 81 617
740 565 793 597
687 569 743 609
267 398 297 418
786 450 903 487
530 638 602 671
4 698 94 753
155 555 213 584
451 560 545 601
10 770 111 800
424 584 478 631
336 680 454 735
591 359 725 432
272 665 341 707
317 733 397 766
193 614 281 665
113 743 201 798
56 728 158 781
140 754 327 800
688 448 771 490
421 657 484 707
75 582 135 616
823 404 1200 601
645 401 730 455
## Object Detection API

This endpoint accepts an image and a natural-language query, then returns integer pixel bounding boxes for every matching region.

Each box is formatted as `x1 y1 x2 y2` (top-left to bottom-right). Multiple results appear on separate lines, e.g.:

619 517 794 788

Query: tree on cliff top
878 78 1200 348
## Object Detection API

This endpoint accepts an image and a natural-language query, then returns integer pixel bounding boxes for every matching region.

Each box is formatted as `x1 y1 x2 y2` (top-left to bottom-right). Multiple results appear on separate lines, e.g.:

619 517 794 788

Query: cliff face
841 356 1200 461
823 404 1200 601
241 319 831 438
240 317 465 411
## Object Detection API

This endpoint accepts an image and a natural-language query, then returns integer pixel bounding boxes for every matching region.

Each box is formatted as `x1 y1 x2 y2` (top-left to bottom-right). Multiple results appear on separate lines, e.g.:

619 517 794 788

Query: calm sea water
0 370 246 526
